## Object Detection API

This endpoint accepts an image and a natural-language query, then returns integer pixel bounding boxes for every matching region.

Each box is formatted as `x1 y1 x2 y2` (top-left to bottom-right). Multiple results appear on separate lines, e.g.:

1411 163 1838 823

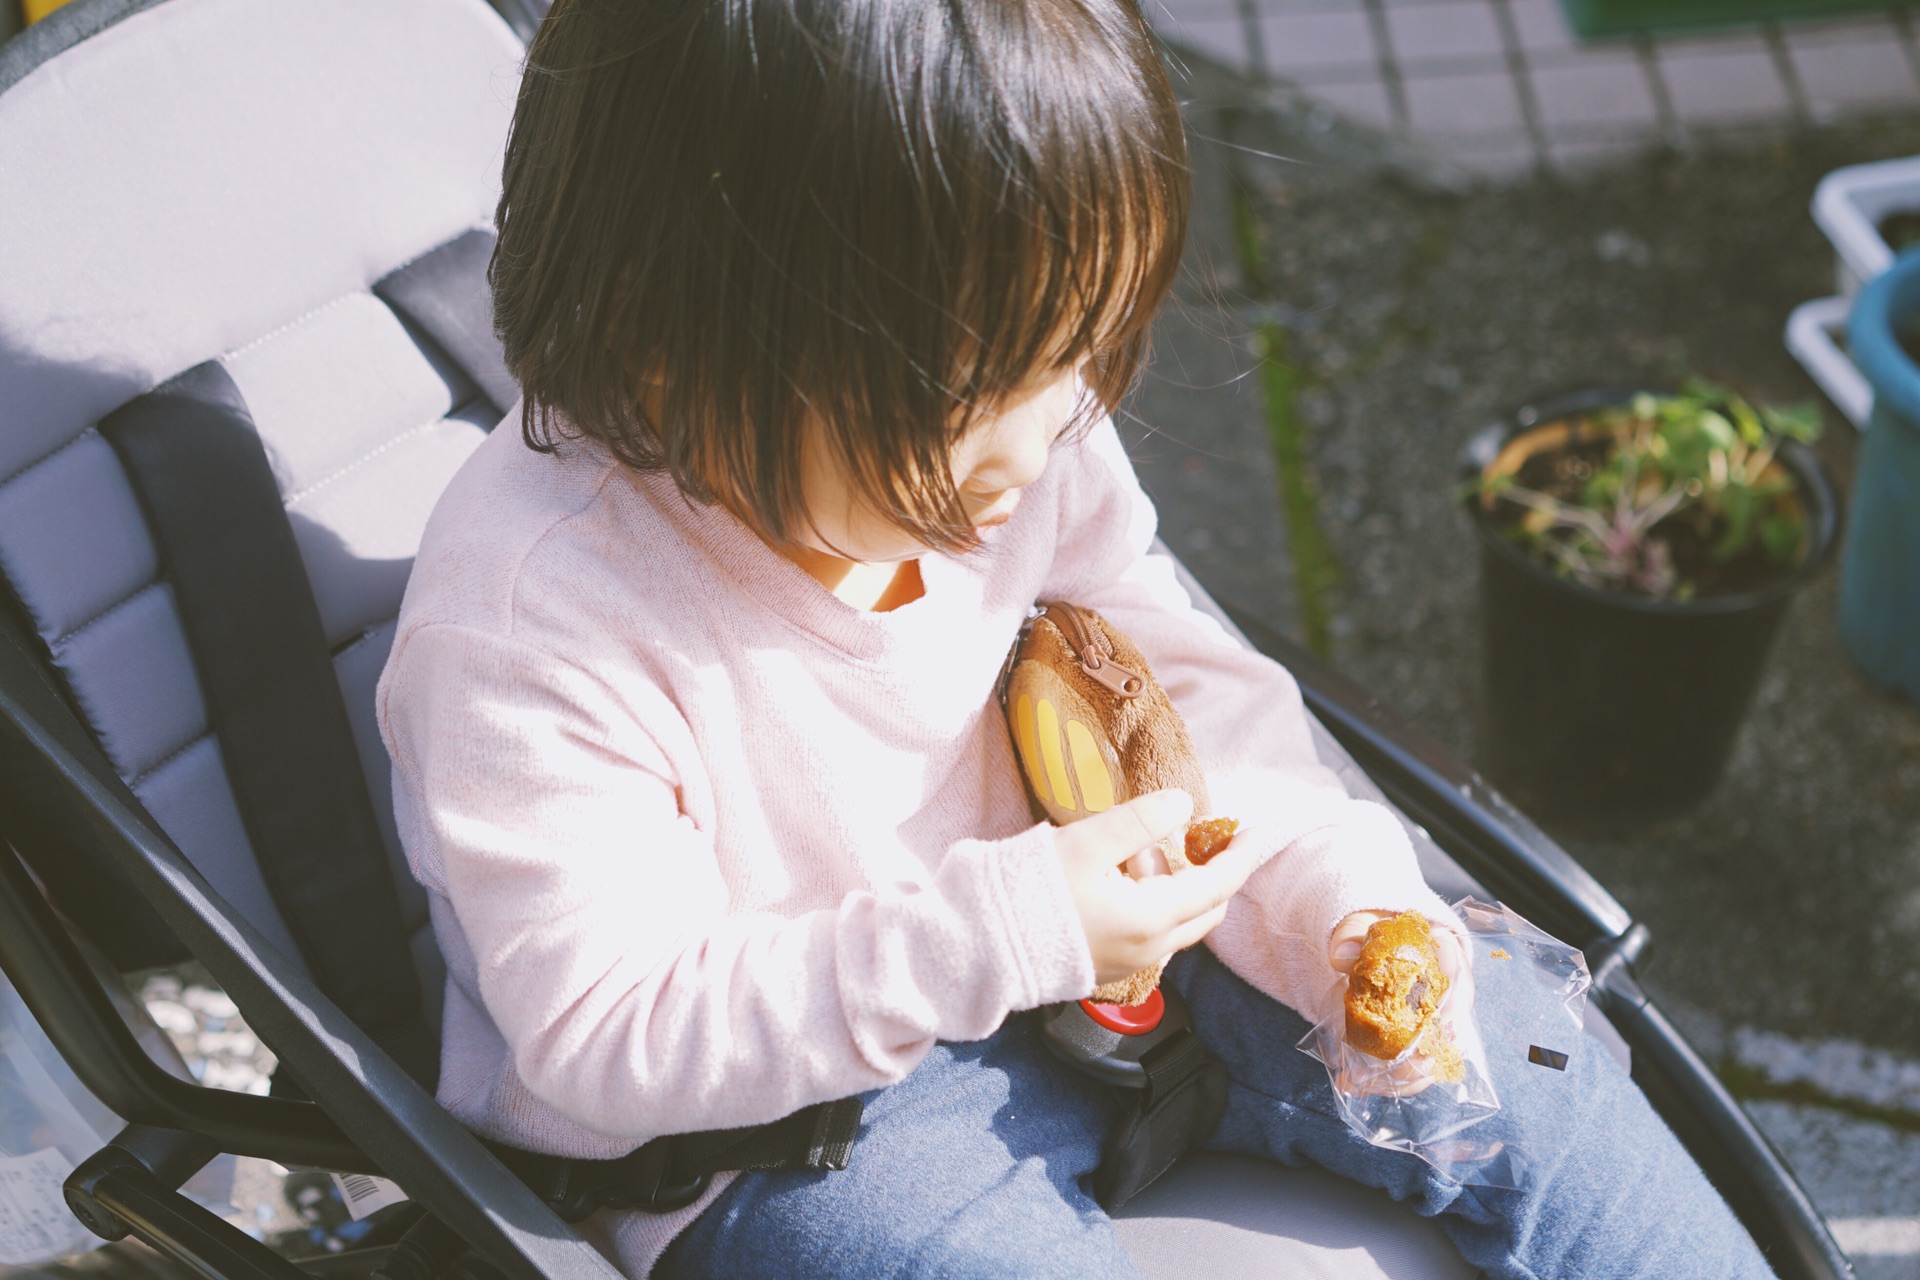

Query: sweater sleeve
1044 420 1459 1020
378 622 1094 1142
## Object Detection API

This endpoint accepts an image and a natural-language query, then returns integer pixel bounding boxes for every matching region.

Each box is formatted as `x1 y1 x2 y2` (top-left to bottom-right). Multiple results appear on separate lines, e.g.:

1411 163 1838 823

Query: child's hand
1328 910 1476 1097
1054 789 1261 988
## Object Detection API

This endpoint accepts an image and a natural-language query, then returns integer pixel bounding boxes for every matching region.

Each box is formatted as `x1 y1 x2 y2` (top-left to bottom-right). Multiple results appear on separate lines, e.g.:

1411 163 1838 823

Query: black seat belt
489 1097 865 1220
495 984 1216 1222
1036 984 1230 1209
503 987 1225 1220
101 362 438 1086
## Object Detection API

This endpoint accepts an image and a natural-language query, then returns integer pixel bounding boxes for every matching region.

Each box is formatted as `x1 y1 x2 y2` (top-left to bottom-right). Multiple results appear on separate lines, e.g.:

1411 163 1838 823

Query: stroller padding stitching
375 228 521 418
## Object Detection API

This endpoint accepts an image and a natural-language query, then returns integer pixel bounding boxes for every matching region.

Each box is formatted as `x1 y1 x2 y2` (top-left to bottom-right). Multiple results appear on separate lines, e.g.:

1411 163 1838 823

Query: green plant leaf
1760 401 1823 444
1466 473 1514 503
1760 512 1804 563
1505 386 1817 595
1581 470 1618 507
1698 410 1738 450
1711 485 1754 560
1728 395 1766 446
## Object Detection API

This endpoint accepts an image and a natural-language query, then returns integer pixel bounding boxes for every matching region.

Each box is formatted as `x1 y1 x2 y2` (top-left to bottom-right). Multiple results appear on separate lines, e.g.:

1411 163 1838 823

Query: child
377 0 1777 1275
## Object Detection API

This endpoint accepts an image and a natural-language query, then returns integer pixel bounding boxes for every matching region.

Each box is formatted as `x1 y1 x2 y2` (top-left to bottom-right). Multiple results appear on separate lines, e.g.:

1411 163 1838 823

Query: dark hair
493 0 1189 553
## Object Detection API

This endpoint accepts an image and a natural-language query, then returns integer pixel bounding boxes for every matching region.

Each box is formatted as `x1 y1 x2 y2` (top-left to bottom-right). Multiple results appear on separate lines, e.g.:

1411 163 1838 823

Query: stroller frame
0 3 1850 1279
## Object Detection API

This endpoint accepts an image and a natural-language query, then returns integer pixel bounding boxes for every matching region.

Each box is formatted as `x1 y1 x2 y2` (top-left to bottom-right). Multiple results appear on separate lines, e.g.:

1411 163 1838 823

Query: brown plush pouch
999 602 1217 1006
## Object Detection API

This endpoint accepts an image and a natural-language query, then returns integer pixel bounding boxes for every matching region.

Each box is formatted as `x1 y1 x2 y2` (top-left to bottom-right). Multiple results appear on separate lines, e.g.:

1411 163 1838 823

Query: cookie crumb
1184 816 1239 865
1419 1019 1466 1084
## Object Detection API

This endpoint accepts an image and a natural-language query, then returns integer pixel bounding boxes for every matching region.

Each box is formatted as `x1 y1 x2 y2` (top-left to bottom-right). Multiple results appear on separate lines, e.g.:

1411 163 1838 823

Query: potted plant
1461 381 1839 826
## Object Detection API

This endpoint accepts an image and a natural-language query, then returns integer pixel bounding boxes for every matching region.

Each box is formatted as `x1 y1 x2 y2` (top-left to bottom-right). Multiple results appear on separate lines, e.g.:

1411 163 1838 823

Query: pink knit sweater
376 418 1456 1275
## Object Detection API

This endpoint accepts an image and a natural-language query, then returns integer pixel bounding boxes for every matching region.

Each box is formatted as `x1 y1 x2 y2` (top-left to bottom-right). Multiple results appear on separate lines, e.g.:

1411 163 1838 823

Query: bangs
496 0 1190 554
825 0 1189 552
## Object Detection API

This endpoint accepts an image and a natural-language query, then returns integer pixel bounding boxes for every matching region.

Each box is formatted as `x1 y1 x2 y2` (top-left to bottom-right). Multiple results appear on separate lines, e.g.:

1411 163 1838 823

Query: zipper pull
1082 649 1147 699
1043 603 1146 699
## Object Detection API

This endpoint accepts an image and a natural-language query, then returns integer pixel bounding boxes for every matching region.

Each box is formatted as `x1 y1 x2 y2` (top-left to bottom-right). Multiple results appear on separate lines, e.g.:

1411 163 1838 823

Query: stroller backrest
0 0 527 1073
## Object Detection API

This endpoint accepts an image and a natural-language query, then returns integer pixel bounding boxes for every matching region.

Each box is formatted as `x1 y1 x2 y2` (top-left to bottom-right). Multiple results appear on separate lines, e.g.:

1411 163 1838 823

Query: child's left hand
1327 910 1476 1097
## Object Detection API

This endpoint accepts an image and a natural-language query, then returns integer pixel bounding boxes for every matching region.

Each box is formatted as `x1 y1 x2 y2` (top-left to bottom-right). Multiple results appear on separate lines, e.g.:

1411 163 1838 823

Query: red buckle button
1080 987 1165 1036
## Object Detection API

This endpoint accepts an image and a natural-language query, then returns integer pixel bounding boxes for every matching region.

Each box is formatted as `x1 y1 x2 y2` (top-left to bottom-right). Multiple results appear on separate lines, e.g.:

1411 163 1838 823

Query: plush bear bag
998 602 1233 1207
1000 601 1223 1004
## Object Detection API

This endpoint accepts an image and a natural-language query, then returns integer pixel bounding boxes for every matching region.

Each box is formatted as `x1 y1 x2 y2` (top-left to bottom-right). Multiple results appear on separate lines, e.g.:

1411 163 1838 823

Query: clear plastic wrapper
1298 897 1590 1190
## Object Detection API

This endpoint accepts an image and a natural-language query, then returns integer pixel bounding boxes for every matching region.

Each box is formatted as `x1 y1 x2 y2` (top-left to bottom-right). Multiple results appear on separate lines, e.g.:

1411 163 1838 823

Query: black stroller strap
1035 990 1229 1211
100 362 437 1086
1137 1025 1208 1108
489 1097 864 1221
1094 1029 1228 1212
672 1095 863 1173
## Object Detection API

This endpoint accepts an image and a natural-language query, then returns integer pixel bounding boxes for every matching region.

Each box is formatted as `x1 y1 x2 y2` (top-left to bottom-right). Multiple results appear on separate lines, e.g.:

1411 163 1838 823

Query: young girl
377 0 1776 1275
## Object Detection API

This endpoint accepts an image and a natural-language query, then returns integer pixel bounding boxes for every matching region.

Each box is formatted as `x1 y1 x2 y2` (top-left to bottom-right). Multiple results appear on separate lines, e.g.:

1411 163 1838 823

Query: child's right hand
1053 789 1262 987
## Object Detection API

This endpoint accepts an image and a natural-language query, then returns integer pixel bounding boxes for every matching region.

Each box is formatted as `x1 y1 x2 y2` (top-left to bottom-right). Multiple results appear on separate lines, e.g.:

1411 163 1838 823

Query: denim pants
656 946 1775 1280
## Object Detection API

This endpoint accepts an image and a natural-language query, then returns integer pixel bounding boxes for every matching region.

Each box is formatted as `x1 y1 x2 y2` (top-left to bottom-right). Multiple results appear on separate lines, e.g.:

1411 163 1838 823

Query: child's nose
971 434 1052 495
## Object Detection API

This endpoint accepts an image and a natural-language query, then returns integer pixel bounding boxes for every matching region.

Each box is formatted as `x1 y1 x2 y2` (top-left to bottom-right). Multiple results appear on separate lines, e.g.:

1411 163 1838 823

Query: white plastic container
1786 295 1872 430
1787 155 1920 430
1811 155 1920 296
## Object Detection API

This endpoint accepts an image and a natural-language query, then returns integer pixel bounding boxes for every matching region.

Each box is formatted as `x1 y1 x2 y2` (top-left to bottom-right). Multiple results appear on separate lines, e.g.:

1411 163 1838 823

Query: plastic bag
0 966 236 1265
1297 897 1590 1190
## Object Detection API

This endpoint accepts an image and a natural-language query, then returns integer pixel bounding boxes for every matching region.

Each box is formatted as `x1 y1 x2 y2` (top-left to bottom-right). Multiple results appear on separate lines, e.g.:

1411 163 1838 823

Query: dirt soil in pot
1487 424 1808 600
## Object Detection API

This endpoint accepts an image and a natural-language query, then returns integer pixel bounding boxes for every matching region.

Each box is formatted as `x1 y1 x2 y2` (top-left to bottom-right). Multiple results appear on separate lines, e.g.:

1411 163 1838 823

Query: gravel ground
0 966 367 1280
1216 112 1920 1056
1744 1102 1920 1280
136 968 363 1259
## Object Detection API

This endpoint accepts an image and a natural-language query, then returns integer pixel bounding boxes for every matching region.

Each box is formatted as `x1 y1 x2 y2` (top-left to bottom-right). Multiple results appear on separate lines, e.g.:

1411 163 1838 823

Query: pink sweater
376 418 1455 1275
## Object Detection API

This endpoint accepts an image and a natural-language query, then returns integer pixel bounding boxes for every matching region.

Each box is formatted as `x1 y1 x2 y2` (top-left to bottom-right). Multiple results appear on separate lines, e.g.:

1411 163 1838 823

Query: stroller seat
0 3 1841 1279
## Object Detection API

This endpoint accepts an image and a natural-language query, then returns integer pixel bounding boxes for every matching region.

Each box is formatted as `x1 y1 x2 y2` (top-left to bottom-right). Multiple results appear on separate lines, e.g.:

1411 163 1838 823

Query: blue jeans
656 947 1775 1279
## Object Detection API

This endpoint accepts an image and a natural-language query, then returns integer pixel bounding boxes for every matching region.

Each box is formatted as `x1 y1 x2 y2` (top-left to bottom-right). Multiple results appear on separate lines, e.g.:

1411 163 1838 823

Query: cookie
1344 911 1449 1060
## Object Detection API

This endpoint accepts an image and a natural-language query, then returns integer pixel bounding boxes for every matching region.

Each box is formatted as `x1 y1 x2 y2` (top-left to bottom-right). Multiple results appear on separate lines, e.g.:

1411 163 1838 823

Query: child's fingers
1328 910 1391 974
1329 912 1468 978
1124 844 1171 879
1159 901 1232 955
1437 938 1476 1019
1128 840 1259 935
1054 789 1194 876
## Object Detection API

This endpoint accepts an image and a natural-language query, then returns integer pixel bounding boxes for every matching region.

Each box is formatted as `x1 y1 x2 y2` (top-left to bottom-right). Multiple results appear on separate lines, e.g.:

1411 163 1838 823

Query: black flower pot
1461 390 1839 827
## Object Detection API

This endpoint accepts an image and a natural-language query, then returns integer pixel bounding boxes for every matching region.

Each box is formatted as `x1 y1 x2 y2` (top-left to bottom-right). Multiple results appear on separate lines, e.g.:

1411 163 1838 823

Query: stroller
0 1 1853 1276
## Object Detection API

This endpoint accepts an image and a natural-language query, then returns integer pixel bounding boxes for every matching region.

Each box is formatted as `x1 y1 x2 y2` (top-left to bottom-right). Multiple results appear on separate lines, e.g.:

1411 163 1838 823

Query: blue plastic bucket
1843 250 1920 702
